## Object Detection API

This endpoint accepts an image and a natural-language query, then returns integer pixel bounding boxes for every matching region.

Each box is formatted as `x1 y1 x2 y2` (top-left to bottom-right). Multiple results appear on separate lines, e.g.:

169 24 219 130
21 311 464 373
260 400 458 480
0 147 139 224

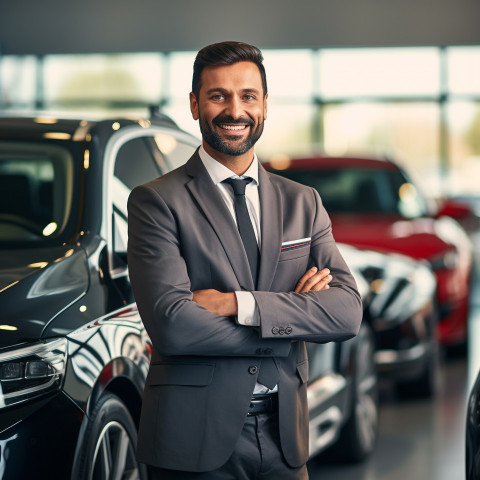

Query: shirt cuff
235 291 260 326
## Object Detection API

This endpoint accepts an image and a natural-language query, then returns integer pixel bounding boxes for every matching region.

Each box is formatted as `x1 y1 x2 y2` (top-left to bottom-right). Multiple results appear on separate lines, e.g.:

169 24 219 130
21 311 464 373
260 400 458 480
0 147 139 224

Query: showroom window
163 51 199 137
0 55 37 109
256 50 317 160
320 102 441 192
263 49 314 100
446 102 480 195
317 48 441 98
1 45 479 197
445 47 480 196
42 53 163 111
447 47 480 95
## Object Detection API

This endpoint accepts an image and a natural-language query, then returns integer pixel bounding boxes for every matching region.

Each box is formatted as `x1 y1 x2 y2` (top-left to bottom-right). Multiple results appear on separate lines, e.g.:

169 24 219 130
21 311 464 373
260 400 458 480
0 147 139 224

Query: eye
211 94 225 101
244 94 256 101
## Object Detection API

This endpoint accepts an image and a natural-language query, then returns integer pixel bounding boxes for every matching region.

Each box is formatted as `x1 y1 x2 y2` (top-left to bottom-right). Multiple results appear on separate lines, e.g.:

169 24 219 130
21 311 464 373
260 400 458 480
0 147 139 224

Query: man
127 41 362 479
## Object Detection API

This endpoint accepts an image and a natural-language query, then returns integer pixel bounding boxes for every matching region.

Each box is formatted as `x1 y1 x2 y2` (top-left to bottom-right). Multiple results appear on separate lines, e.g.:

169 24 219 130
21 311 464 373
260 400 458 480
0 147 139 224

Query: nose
224 95 243 119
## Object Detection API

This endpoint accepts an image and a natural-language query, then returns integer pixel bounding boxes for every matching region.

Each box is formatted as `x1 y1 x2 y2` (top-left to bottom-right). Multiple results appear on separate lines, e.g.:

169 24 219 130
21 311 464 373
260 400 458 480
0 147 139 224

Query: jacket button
264 348 273 354
279 327 285 335
256 348 263 354
249 366 259 375
285 326 292 334
272 327 280 335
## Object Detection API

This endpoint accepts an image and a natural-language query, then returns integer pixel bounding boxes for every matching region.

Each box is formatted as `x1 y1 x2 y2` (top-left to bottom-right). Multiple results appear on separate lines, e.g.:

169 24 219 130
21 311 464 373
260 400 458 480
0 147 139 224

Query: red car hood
330 214 454 261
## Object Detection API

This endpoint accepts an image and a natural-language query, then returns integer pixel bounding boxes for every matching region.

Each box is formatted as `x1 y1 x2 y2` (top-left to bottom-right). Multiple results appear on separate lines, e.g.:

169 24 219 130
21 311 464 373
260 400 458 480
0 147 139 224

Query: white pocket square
281 237 311 251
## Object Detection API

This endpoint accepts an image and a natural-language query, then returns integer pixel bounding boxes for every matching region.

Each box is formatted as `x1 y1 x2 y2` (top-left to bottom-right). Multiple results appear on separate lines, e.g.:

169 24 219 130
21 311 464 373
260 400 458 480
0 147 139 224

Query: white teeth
219 124 247 130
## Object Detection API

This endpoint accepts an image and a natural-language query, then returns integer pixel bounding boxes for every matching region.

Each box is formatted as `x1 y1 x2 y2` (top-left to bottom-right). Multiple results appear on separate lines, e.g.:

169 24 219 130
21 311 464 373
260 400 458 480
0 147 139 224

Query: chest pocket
272 245 311 292
279 244 310 262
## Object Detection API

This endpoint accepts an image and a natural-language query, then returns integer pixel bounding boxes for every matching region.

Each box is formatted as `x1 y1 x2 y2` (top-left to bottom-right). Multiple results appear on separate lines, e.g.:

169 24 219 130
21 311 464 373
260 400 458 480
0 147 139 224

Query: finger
309 275 333 291
299 269 331 293
294 267 318 292
302 276 331 293
297 271 323 293
303 269 330 290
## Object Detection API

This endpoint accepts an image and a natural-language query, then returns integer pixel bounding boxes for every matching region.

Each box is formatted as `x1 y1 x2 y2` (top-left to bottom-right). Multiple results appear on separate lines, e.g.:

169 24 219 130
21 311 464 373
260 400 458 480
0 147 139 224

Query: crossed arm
193 267 332 317
128 183 361 354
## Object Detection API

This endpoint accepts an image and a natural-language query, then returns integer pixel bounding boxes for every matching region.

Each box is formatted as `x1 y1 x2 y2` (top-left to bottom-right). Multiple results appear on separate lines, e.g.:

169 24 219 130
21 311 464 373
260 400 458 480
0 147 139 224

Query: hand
294 267 332 293
192 289 238 316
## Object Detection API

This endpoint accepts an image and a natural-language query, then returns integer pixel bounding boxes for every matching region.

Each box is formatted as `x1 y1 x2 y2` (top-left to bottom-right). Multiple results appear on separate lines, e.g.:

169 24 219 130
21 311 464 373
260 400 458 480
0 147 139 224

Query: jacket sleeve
252 188 363 343
127 183 292 358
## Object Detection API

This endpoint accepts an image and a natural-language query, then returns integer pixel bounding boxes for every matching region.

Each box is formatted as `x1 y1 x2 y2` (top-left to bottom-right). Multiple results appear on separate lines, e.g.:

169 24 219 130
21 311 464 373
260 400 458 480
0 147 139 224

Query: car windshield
0 141 75 243
274 167 428 219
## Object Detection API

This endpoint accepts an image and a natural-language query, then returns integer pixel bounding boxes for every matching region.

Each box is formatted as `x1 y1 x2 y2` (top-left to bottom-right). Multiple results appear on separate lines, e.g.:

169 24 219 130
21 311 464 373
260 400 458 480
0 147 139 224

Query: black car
0 113 199 479
0 113 436 477
466 366 480 479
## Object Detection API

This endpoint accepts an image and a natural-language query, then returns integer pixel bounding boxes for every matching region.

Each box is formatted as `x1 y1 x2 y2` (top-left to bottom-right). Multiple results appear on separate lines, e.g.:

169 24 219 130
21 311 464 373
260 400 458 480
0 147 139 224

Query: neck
203 141 255 176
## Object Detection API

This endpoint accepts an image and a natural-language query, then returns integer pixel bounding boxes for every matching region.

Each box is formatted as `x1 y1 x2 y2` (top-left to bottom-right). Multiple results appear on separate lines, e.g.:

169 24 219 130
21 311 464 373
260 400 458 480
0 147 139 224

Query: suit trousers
147 411 309 480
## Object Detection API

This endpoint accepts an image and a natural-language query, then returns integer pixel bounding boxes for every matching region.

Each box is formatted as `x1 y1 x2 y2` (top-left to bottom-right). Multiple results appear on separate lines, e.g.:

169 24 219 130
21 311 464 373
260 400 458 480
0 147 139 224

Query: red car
264 155 473 347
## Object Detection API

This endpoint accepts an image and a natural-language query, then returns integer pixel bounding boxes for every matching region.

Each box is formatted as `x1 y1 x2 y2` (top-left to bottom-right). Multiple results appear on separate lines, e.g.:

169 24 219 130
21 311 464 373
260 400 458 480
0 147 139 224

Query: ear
190 92 199 120
263 93 268 120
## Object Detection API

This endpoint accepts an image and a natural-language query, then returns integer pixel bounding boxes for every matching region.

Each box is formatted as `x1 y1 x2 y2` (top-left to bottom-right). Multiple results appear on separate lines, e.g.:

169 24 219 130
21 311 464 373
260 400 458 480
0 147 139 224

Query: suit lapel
185 152 255 291
257 165 282 292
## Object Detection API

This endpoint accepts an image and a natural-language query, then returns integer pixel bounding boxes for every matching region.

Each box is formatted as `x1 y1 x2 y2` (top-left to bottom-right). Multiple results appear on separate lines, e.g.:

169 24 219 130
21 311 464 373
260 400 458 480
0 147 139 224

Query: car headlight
0 338 67 409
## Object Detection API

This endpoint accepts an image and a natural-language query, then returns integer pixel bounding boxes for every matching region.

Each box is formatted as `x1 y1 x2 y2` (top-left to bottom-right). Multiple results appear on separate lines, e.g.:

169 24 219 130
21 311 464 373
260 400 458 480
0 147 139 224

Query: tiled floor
308 236 480 480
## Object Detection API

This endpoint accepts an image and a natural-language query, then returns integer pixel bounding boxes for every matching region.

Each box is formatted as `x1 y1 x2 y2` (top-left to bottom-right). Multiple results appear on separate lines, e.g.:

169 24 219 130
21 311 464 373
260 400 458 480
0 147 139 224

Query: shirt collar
198 145 260 186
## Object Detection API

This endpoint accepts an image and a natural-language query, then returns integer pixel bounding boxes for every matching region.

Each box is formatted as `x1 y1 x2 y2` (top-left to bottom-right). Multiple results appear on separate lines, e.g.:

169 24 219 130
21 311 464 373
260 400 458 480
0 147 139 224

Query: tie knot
223 177 252 196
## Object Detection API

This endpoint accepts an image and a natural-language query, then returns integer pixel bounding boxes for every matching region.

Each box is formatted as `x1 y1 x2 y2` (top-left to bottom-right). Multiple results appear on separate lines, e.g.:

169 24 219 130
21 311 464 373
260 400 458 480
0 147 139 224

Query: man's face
190 61 268 159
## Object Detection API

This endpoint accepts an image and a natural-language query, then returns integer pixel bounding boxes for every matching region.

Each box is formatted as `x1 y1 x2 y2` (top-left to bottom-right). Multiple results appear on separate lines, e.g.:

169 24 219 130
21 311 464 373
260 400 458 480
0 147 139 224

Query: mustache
213 115 255 127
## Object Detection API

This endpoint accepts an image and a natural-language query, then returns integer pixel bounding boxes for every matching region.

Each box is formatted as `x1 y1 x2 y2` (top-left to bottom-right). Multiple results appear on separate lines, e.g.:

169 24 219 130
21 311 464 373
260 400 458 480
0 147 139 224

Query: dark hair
192 41 268 98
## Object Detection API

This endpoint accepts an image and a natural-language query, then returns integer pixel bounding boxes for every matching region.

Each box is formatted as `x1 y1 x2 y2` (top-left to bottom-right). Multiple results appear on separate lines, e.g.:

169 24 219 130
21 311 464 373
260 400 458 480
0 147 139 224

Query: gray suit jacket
127 150 362 472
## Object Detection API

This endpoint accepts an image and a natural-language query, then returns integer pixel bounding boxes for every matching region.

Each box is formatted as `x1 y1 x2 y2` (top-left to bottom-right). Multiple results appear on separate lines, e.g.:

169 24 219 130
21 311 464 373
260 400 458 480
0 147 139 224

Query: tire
72 392 147 480
328 322 379 462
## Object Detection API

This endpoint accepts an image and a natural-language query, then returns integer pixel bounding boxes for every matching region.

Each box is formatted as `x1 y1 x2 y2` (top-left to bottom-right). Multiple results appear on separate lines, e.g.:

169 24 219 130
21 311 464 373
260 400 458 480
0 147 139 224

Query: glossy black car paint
466 368 480 479
0 115 188 479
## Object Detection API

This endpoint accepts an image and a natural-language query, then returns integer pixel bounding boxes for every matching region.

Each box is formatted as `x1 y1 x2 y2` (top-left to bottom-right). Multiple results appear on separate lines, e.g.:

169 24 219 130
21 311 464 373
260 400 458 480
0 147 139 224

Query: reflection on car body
466 367 480 479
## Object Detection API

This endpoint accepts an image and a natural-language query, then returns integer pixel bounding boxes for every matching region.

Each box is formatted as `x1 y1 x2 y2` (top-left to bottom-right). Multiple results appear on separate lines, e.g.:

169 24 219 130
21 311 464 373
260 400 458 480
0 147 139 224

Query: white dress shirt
198 146 261 327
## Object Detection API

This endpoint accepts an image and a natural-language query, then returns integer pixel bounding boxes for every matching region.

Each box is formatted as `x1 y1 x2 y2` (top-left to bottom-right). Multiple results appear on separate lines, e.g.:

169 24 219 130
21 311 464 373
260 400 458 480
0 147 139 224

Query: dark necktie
223 177 259 286
223 177 278 390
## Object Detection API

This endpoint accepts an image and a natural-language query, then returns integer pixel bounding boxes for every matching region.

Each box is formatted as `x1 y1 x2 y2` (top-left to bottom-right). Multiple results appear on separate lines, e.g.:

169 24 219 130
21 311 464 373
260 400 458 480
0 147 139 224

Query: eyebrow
206 87 261 95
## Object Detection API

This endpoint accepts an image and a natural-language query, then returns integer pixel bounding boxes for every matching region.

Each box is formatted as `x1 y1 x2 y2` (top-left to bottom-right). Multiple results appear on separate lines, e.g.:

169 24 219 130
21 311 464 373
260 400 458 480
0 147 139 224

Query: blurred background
1 0 480 201
1 1 479 478
3 42 480 201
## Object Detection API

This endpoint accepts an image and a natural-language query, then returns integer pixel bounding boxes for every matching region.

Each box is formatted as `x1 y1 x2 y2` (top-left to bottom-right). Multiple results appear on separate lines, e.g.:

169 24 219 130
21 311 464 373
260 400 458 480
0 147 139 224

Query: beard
199 113 264 157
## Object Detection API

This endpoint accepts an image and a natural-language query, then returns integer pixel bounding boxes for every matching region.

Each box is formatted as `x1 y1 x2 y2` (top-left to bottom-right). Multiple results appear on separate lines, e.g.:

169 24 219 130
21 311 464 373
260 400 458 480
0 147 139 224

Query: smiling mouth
218 124 249 131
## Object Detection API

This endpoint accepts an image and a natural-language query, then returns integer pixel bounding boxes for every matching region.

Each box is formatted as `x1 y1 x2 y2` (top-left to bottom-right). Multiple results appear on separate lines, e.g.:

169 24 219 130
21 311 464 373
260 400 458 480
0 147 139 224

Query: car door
104 125 198 307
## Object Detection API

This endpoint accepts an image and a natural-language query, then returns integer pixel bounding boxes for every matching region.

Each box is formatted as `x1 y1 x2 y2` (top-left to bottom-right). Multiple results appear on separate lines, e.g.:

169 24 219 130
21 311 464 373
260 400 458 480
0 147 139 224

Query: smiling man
127 41 362 480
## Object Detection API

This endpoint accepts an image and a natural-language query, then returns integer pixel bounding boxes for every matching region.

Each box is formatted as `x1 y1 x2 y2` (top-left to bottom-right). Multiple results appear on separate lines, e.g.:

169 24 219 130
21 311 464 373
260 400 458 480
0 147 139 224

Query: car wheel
330 322 379 462
73 392 147 480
